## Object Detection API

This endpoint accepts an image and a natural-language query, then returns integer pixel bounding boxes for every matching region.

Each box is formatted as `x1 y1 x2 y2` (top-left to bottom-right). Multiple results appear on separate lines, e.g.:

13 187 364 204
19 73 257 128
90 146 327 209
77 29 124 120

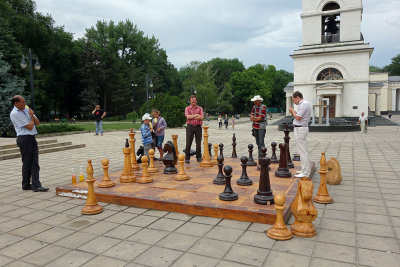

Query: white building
286 0 374 118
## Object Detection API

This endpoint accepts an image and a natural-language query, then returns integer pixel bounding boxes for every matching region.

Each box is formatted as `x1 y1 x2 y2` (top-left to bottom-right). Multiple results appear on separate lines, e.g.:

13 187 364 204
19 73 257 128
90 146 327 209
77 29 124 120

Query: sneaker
94 134 98 136
196 157 202 163
101 133 103 136
294 173 306 178
295 171 302 174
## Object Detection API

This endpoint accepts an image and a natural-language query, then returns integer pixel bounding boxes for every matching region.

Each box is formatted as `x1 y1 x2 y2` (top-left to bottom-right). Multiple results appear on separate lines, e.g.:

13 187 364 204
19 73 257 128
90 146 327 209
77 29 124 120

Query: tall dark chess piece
247 144 257 166
237 156 253 186
219 143 224 157
270 142 280 164
219 165 238 201
231 133 237 158
292 153 300 161
254 147 274 205
213 155 226 185
275 143 292 178
283 125 294 168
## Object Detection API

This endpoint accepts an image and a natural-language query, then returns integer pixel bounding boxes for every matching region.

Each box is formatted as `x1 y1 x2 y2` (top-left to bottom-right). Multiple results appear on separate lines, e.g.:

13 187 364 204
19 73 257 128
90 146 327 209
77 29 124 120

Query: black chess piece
162 141 178 174
247 144 257 166
270 142 279 164
275 143 292 178
237 156 253 186
254 147 274 205
213 155 226 185
284 125 294 169
125 139 129 148
219 165 238 201
231 133 237 158
208 143 212 158
219 143 224 157
292 153 300 161
257 146 270 171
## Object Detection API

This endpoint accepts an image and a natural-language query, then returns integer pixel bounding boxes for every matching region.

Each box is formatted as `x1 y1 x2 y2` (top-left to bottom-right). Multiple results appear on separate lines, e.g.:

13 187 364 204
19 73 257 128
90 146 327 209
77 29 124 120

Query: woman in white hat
250 95 267 158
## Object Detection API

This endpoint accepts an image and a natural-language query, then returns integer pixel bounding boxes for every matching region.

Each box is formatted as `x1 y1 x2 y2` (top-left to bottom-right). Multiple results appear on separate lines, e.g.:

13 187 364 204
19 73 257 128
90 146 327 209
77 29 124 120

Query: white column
375 93 381 116
392 89 396 111
286 96 291 116
397 90 400 111
336 94 342 117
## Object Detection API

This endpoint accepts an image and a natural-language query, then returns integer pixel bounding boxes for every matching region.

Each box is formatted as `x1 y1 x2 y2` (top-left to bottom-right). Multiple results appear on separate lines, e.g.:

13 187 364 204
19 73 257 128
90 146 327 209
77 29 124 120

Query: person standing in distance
10 95 49 192
184 95 203 163
250 95 267 158
92 105 106 136
358 112 368 134
289 91 312 178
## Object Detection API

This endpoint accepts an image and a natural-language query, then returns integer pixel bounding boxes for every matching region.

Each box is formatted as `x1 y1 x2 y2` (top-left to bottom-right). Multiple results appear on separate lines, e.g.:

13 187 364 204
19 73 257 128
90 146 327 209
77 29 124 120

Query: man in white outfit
289 91 311 178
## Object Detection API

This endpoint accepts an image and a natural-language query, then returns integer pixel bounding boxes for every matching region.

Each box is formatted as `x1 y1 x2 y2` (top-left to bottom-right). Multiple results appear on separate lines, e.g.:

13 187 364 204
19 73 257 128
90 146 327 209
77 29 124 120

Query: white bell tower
289 0 374 118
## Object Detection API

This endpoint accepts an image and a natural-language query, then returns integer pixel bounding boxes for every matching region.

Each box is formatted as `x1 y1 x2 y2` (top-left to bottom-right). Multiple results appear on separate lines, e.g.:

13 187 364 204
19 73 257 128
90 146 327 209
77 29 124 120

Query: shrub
103 115 126 121
36 124 85 134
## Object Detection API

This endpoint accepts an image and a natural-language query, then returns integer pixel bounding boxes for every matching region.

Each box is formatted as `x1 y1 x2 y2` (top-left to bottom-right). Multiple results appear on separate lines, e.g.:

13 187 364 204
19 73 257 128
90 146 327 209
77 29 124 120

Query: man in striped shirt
184 95 204 163
250 95 267 158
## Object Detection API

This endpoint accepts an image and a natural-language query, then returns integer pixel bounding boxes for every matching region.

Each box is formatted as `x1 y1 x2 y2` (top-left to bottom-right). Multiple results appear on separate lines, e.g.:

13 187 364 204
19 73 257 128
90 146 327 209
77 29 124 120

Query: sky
35 0 400 72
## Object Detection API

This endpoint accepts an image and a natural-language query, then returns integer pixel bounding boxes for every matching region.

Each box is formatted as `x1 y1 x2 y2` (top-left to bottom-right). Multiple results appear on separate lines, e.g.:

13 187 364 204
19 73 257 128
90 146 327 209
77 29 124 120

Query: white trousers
360 122 367 134
294 127 311 176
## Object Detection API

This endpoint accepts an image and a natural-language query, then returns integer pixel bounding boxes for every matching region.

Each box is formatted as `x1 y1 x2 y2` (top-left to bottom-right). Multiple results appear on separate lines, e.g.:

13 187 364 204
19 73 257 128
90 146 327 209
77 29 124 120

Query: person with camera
92 105 106 136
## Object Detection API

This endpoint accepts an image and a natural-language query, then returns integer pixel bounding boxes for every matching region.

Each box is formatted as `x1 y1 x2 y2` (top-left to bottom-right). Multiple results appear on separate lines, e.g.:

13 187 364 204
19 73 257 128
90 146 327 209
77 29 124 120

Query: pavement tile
190 216 221 225
312 242 355 264
142 210 169 217
248 222 268 232
317 229 356 247
79 236 121 254
54 231 98 249
264 250 310 267
189 238 233 258
60 217 98 230
356 204 388 215
5 260 37 267
148 218 186 231
0 233 24 250
356 222 395 238
0 238 48 259
175 222 214 236
156 232 200 251
319 218 356 232
0 255 13 266
45 250 95 267
39 213 77 226
310 258 355 267
217 260 252 267
165 212 193 221
217 219 251 230
10 222 53 238
128 228 169 245
205 226 245 242
323 210 355 221
81 255 127 267
21 244 70 266
103 240 150 261
125 215 159 227
273 237 314 256
237 230 275 249
104 224 142 239
133 246 183 266
172 253 219 267
358 248 400 267
356 213 391 225
224 244 268 266
0 218 31 232
357 234 400 253
103 211 137 224
81 220 119 235
19 210 56 221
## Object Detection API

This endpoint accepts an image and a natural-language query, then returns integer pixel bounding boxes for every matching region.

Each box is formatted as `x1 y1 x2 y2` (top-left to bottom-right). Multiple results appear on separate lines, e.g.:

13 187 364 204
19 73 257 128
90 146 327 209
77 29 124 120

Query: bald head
11 95 26 111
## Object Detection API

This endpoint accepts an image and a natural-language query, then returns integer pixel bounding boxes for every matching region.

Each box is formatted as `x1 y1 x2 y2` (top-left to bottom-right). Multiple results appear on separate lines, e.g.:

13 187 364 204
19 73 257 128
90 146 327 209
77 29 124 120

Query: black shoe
22 185 32 190
185 159 190 163
197 157 202 163
33 187 49 192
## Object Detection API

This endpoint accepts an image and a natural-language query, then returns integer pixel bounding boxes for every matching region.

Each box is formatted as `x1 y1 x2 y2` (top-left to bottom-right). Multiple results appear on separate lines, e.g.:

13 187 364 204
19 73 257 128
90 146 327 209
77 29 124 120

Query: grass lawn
40 122 140 132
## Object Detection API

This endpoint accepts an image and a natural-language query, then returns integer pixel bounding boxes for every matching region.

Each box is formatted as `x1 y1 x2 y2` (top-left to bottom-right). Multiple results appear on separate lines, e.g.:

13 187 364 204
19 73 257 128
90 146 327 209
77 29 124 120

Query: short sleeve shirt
10 106 38 136
185 105 203 126
293 99 311 126
94 109 104 121
359 116 368 123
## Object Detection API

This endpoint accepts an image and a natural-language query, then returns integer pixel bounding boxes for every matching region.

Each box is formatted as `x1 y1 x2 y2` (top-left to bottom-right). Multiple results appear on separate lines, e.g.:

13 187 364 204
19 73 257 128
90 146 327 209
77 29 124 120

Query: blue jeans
95 120 103 134
253 128 266 158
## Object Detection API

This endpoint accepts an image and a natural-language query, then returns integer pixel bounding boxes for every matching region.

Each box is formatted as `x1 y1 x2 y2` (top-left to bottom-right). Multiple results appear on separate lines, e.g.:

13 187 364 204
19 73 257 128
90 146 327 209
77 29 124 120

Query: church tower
288 0 373 118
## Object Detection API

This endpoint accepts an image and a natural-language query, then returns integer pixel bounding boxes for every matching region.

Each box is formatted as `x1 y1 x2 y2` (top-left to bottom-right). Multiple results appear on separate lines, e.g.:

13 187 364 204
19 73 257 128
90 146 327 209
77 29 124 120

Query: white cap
251 95 263 102
142 113 152 121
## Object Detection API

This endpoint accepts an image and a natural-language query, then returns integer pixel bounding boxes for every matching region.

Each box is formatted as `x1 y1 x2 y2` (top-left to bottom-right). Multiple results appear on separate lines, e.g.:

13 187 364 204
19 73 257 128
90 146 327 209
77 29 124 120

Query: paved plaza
0 117 400 267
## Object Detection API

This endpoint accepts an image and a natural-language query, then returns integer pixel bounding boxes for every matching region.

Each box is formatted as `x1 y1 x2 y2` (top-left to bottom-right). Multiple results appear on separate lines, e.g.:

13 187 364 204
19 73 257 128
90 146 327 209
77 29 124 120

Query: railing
322 33 340 44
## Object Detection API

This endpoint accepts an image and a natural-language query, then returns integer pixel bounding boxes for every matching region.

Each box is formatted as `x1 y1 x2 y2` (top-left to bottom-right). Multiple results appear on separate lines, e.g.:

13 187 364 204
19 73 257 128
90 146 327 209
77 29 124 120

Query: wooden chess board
56 158 315 224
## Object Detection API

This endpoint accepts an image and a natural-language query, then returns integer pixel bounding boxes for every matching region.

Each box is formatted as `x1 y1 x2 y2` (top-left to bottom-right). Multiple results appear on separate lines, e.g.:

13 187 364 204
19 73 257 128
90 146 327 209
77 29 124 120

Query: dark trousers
16 135 42 189
253 128 266 158
185 125 202 160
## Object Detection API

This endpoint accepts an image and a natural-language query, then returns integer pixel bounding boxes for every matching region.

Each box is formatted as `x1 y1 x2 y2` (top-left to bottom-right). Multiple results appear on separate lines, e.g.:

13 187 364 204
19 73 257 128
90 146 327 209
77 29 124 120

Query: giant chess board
56 158 315 224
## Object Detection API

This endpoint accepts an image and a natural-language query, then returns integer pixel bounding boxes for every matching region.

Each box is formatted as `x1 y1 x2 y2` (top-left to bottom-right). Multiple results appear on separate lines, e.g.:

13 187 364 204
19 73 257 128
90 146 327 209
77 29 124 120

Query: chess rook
120 139 136 183
129 130 140 171
267 194 293 240
254 147 274 205
81 159 103 215
283 125 294 168
98 158 116 188
219 165 238 201
270 142 279 164
236 156 253 186
247 144 257 166
313 152 334 204
231 133 237 158
275 143 292 178
175 154 190 181
213 155 226 185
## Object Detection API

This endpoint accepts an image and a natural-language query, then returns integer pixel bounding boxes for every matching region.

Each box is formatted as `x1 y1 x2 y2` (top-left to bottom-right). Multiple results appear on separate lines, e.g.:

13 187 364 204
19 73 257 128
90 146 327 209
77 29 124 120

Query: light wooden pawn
212 143 219 165
81 159 103 215
175 154 190 181
137 156 153 183
148 149 159 173
313 152 334 204
129 130 140 171
267 194 293 240
98 158 115 188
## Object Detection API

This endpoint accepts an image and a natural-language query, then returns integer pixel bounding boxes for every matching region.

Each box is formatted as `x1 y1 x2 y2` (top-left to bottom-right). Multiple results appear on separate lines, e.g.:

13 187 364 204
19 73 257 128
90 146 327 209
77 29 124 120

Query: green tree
383 54 400 76
370 65 384 73
208 58 245 90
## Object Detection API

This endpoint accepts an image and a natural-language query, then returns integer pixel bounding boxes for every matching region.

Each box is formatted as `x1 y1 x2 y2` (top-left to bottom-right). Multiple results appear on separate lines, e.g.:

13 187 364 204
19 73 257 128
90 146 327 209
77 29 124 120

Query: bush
126 111 139 121
36 124 85 134
103 115 126 121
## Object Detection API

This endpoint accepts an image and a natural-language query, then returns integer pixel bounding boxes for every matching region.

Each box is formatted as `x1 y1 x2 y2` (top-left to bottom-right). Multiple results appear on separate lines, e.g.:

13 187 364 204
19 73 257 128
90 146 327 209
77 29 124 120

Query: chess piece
137 156 153 183
254 147 274 205
326 158 343 185
236 156 253 186
313 152 334 204
275 143 292 178
219 143 224 157
247 144 257 166
129 130 140 171
213 155 226 185
162 141 178 174
208 143 213 158
120 139 136 183
172 134 180 155
175 154 190 181
98 158 116 188
292 153 301 161
270 142 279 164
200 126 213 167
81 160 103 215
231 133 237 158
148 149 159 173
283 125 294 168
212 144 219 165
291 178 318 237
219 165 238 201
267 194 293 240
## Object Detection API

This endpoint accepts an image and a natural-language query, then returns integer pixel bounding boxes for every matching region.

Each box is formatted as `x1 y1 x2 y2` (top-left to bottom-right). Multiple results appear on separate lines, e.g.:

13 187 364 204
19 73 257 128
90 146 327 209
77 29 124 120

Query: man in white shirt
10 95 49 192
289 91 312 178
358 112 368 134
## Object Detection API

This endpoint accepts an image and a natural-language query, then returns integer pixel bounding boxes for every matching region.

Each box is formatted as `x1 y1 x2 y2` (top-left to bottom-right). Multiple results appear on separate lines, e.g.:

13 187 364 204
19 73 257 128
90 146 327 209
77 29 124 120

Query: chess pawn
175 154 190 181
313 152 334 204
270 142 279 164
120 139 136 183
219 143 224 157
219 165 238 201
236 156 253 186
275 143 292 178
129 130 140 171
267 194 293 240
291 178 318 237
212 144 219 165
213 155 226 185
81 159 103 215
247 144 257 166
98 158 116 188
231 133 237 158
148 149 159 173
137 156 153 184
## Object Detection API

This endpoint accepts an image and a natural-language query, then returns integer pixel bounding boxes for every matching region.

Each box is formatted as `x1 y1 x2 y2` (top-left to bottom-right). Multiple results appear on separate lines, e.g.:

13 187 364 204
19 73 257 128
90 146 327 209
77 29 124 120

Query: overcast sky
35 0 400 72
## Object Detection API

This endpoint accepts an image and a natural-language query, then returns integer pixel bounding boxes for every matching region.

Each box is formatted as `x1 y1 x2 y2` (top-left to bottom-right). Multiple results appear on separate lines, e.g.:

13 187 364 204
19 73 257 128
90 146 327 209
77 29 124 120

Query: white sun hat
251 95 263 102
142 113 152 121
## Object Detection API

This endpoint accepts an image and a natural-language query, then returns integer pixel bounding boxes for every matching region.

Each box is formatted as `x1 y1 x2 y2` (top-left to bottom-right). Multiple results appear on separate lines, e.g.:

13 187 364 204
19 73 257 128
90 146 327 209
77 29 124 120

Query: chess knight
326 158 342 185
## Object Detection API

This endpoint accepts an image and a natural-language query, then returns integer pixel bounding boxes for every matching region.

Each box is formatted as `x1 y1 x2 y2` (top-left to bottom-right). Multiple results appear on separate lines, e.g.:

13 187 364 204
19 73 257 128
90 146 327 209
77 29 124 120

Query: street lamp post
21 48 41 110
146 73 153 113
131 83 137 124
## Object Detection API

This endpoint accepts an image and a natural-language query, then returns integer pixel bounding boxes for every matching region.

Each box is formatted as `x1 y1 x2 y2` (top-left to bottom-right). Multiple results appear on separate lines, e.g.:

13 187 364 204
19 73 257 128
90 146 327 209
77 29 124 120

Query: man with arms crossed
184 95 203 163
289 91 312 178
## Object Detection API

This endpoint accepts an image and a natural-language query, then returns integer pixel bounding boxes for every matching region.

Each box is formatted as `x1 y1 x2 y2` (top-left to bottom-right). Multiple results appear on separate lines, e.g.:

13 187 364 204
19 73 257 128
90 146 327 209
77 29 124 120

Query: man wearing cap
289 91 312 178
250 95 267 158
184 95 203 163
140 113 154 156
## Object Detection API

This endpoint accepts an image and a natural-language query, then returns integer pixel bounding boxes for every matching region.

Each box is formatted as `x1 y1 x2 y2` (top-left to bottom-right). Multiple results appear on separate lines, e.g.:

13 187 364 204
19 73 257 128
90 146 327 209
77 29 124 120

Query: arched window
322 2 340 11
321 3 340 43
317 68 343 80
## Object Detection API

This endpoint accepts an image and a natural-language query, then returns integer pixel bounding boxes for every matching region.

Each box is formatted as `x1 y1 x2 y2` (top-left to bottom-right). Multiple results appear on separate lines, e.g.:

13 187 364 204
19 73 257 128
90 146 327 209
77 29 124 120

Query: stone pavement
0 118 400 267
